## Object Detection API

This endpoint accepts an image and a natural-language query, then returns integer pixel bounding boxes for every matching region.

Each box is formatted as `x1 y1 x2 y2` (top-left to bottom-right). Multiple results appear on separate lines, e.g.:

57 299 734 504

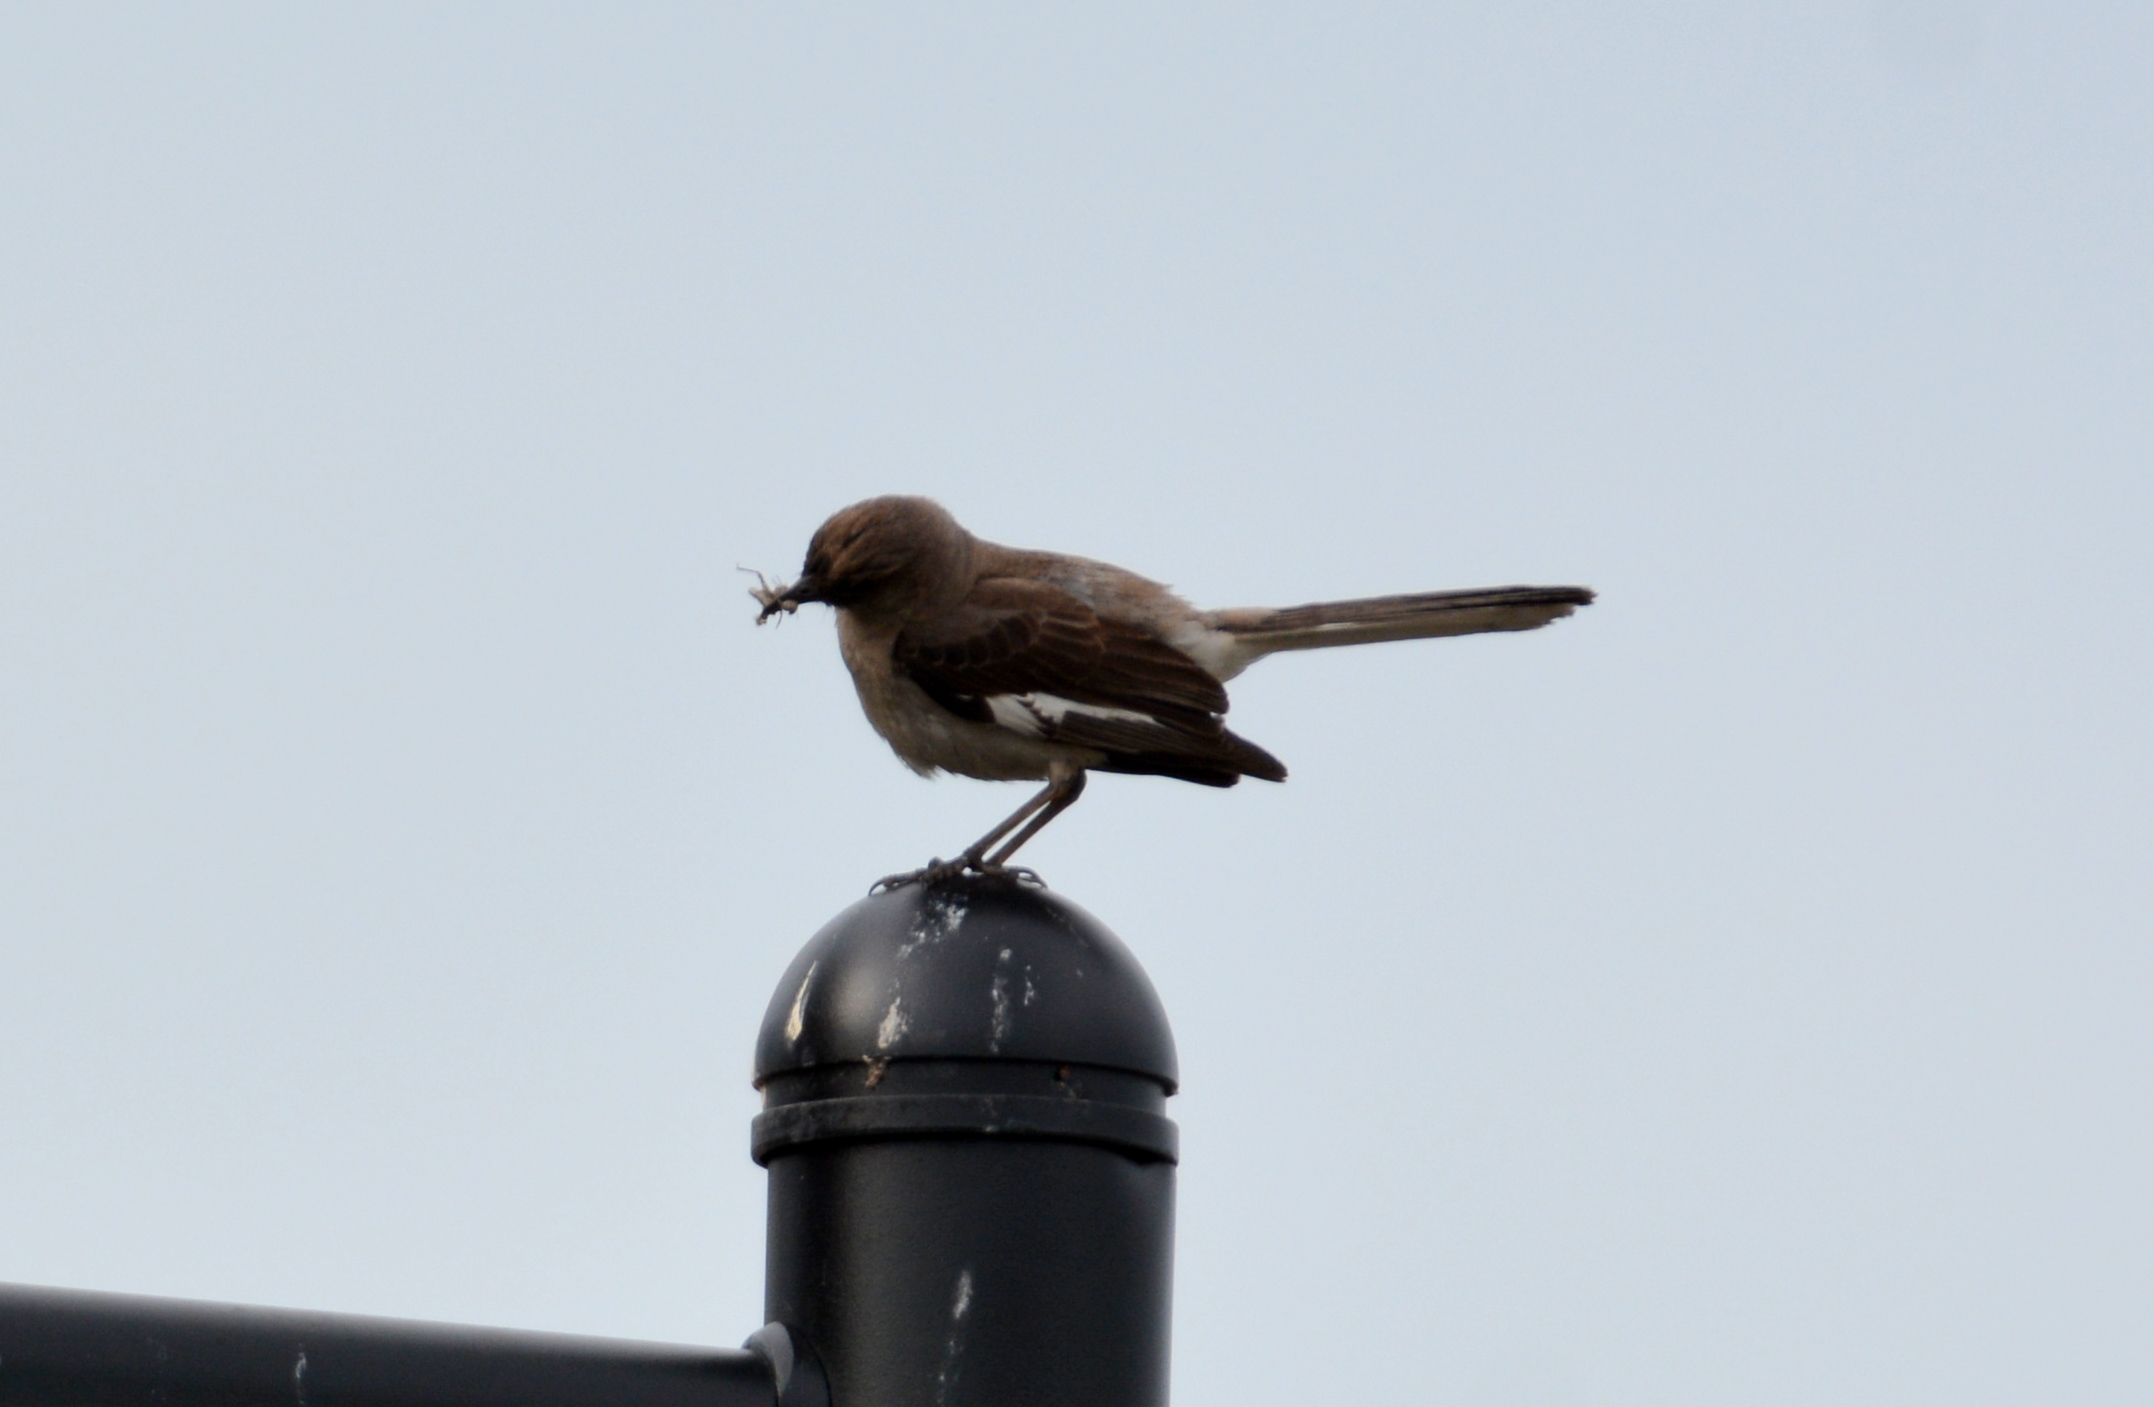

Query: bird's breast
835 610 1082 782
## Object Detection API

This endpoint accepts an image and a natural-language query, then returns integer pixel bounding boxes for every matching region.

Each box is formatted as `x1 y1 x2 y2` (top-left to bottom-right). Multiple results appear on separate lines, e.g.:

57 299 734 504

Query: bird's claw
870 856 1045 894
871 858 958 894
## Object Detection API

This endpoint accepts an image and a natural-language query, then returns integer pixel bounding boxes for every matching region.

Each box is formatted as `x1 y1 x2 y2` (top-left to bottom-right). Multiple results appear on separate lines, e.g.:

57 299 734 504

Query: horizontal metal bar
0 1281 776 1407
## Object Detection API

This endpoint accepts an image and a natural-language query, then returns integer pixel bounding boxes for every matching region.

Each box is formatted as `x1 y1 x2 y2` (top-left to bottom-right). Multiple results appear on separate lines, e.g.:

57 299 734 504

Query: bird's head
755 495 971 623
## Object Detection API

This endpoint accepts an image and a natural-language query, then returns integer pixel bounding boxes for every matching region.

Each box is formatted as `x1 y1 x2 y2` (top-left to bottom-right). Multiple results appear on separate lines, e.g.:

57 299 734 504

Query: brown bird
754 496 1592 887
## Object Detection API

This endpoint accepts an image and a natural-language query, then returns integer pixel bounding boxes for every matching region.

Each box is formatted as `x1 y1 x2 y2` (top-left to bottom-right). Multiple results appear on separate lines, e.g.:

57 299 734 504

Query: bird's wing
894 577 1285 786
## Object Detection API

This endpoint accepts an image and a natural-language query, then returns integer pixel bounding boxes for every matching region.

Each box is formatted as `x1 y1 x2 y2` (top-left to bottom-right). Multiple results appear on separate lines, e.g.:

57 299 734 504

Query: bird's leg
978 767 1087 869
871 767 1089 893
952 777 1063 870
871 779 1060 893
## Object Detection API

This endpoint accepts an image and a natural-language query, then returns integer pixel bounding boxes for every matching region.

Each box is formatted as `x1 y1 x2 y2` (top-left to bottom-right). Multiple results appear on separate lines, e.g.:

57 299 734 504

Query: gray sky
2 5 2148 1404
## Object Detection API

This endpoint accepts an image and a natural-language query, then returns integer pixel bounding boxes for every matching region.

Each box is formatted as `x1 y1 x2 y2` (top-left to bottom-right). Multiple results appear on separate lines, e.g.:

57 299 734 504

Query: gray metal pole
754 875 1180 1407
0 876 1178 1407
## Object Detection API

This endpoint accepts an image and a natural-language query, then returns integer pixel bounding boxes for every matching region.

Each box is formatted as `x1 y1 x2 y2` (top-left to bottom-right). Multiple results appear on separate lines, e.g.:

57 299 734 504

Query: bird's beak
753 570 823 624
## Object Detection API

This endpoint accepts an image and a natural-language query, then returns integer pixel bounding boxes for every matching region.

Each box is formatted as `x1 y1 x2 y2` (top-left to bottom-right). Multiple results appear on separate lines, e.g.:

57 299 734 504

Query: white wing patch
985 693 1160 738
1165 619 1254 681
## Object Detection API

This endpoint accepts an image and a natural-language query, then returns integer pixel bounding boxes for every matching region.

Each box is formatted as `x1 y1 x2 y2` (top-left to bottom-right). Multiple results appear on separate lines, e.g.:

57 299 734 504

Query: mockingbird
754 495 1592 886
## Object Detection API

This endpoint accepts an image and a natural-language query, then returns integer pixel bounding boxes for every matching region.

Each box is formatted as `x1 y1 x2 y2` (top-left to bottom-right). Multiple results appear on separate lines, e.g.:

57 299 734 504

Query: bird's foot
972 862 1044 888
870 856 1045 894
871 857 963 894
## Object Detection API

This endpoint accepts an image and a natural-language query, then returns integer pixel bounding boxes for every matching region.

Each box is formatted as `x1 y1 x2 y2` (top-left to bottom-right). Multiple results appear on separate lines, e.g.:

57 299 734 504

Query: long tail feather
1209 585 1594 656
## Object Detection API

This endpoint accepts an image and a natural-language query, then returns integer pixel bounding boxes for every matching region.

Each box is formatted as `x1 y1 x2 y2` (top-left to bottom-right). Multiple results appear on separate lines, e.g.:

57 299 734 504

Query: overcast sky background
2 5 2149 1404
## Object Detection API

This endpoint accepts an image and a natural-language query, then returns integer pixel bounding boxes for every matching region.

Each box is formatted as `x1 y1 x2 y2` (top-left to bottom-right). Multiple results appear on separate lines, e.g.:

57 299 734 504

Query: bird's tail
1207 585 1595 658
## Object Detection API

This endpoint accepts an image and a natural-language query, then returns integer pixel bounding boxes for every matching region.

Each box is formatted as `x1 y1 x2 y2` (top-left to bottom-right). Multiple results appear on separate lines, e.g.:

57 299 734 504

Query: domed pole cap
752 876 1179 1165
